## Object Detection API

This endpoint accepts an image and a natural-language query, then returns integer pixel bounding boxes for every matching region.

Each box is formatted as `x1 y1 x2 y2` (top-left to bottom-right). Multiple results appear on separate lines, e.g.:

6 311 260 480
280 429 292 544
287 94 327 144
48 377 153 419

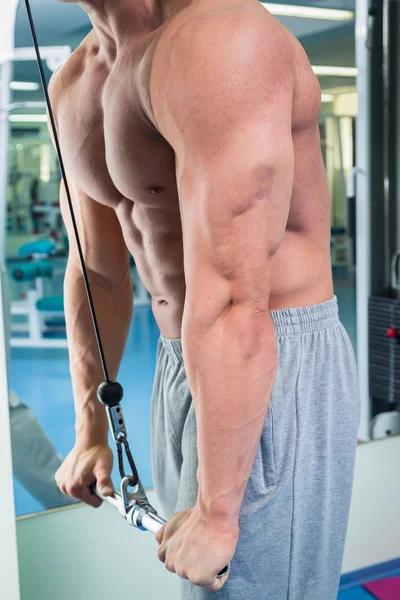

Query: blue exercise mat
18 239 56 258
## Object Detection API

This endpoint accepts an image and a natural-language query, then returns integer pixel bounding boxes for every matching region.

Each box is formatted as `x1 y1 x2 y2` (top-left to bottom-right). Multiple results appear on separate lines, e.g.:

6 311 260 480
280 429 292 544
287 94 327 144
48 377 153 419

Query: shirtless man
52 0 361 597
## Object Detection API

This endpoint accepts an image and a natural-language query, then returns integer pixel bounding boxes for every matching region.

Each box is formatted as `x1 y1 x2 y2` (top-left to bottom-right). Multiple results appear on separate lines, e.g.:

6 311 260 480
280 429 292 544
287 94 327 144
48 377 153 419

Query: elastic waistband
159 296 339 362
271 295 339 337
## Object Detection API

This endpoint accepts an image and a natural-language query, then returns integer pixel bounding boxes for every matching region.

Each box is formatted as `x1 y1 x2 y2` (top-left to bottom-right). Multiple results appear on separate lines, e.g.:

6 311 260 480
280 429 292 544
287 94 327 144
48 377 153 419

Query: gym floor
11 278 385 599
338 588 397 599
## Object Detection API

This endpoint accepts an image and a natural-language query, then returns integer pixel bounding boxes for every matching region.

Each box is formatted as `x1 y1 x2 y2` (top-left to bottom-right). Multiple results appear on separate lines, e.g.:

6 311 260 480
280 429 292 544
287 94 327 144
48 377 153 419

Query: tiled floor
337 570 400 599
337 588 375 599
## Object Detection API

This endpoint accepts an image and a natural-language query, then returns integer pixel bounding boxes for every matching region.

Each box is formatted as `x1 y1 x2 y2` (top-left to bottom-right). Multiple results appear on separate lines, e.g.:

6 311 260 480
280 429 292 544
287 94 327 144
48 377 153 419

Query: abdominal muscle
139 230 334 339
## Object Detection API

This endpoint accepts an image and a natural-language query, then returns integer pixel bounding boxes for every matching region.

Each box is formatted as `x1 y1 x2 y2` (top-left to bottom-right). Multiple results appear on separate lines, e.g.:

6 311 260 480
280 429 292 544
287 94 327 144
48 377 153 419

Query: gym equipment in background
369 297 400 409
10 239 67 348
368 253 400 438
9 241 151 349
130 254 151 307
371 411 400 439
331 226 354 275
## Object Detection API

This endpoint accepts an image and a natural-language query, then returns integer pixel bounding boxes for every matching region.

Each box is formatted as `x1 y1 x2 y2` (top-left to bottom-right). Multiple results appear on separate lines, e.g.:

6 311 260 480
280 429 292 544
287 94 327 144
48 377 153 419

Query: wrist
196 489 241 532
75 406 109 445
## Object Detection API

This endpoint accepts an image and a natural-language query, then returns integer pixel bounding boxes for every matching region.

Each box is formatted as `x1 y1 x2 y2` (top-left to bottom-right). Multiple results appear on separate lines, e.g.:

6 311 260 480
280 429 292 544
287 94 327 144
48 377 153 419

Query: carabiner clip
97 380 139 487
116 433 139 487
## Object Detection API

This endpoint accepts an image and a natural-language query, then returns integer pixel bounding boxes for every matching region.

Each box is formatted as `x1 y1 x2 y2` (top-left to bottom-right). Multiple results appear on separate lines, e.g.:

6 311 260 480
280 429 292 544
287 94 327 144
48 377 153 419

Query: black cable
24 0 111 383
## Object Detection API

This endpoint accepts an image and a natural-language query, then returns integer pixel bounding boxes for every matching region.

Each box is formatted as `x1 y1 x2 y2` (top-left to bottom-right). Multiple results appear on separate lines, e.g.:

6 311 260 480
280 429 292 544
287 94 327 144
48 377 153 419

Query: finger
94 468 114 496
56 478 67 495
165 558 176 574
155 512 182 545
175 568 189 581
81 486 103 509
54 470 64 490
205 569 230 592
157 544 167 564
66 483 102 508
56 476 70 495
155 523 167 545
190 563 230 592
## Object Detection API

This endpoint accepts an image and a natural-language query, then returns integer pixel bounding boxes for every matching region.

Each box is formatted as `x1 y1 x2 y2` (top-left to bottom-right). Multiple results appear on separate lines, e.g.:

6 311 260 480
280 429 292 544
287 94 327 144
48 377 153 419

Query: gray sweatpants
151 296 361 600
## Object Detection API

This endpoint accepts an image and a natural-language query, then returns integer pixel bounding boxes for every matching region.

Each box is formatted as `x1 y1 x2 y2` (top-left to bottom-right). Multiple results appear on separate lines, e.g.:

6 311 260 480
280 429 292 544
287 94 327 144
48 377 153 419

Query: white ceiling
11 0 356 102
14 0 356 47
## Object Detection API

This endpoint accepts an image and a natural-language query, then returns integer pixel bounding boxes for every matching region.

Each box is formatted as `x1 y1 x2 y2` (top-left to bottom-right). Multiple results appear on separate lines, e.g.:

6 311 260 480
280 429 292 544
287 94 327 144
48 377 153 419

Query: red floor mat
363 577 400 599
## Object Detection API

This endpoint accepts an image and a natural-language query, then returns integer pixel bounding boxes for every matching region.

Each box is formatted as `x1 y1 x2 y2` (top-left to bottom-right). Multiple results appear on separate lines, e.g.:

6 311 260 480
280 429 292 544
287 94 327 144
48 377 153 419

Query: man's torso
52 0 334 338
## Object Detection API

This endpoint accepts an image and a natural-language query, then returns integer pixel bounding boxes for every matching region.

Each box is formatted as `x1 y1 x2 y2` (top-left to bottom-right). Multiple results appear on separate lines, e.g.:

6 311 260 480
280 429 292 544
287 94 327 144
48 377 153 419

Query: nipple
145 185 165 195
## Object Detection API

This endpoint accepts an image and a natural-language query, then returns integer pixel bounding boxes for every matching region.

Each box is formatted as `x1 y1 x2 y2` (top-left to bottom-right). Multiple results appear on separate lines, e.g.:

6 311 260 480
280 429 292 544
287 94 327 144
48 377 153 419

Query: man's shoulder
151 4 296 144
154 3 295 96
162 4 293 63
48 30 98 104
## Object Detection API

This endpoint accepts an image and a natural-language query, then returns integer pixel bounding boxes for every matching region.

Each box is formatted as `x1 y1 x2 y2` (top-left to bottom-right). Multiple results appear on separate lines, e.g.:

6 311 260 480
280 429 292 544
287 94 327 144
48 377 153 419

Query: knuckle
77 475 89 487
98 477 109 487
189 570 202 587
165 559 176 574
175 568 187 580
66 483 80 497
157 546 165 559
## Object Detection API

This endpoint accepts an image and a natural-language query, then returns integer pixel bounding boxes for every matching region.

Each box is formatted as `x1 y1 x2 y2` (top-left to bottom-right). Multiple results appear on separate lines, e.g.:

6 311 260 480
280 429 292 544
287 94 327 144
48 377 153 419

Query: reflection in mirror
5 104 78 515
5 103 157 516
5 54 156 517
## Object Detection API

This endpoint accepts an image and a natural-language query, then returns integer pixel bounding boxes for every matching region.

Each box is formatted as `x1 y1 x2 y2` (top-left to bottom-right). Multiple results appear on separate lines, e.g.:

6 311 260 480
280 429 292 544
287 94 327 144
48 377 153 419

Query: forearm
65 263 133 444
182 304 278 526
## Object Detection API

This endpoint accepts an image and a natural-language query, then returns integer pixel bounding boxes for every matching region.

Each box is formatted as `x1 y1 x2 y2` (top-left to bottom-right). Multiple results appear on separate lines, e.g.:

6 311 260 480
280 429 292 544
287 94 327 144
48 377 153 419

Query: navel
145 185 165 195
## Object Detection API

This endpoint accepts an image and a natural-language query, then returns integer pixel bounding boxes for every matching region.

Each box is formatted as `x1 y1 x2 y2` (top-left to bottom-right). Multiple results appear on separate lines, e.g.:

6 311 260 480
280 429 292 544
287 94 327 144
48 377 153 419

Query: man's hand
55 442 114 508
155 505 238 591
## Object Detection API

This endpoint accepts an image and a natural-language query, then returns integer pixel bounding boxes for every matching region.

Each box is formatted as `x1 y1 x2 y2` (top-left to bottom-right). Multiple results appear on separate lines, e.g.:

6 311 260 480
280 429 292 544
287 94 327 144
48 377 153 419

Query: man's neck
79 0 194 59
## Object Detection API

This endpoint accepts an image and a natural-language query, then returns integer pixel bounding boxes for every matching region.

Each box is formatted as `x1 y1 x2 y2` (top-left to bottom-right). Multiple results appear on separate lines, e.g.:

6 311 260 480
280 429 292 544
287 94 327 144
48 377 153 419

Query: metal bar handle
94 486 230 578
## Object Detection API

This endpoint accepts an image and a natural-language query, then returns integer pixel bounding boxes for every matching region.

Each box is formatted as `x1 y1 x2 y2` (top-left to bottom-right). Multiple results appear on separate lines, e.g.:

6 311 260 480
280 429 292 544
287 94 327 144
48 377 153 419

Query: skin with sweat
53 0 334 589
